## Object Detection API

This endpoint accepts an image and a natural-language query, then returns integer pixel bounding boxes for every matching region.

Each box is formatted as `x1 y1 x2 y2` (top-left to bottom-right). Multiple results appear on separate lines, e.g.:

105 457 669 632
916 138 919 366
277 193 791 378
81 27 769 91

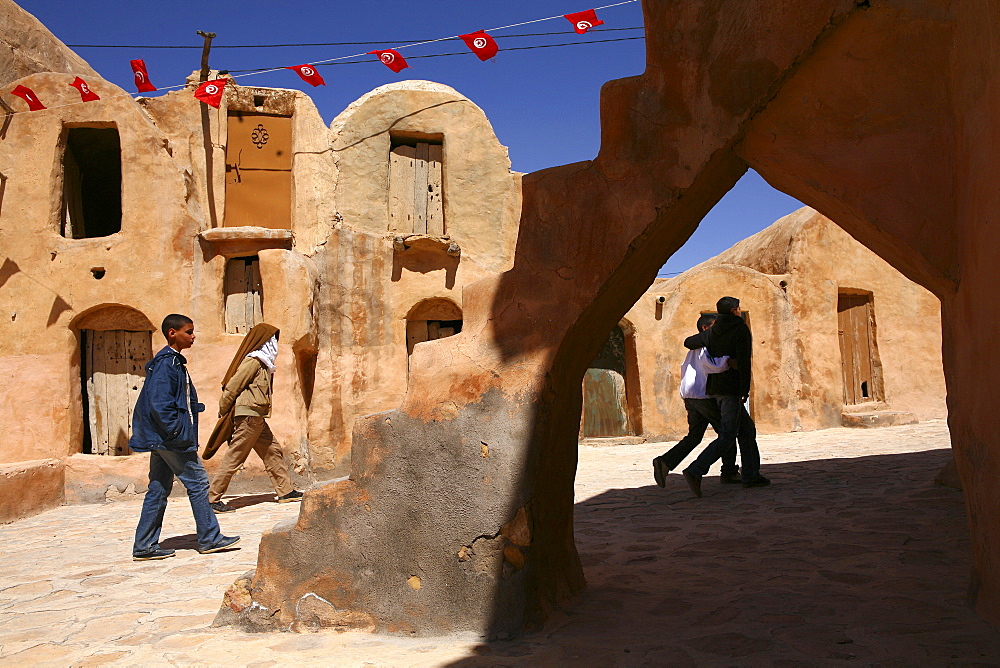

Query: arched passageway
226 0 1000 638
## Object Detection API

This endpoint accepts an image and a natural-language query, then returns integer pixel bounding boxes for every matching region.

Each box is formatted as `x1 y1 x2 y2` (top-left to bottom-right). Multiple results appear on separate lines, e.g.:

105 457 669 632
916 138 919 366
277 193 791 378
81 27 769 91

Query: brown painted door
83 330 151 455
837 294 880 404
225 112 292 229
581 326 630 437
388 143 444 235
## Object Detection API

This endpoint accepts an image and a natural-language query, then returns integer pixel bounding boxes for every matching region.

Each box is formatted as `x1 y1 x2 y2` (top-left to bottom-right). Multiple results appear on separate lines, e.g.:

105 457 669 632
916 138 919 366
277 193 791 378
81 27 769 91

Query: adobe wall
0 72 203 465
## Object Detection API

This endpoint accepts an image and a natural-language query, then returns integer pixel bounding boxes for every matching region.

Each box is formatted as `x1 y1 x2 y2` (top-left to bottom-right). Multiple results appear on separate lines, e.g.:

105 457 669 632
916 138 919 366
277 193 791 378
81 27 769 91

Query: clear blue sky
21 0 802 275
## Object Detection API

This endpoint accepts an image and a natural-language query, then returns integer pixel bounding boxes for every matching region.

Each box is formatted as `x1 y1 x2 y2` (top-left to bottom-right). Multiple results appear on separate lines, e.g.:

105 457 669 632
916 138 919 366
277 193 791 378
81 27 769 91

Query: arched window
405 298 462 356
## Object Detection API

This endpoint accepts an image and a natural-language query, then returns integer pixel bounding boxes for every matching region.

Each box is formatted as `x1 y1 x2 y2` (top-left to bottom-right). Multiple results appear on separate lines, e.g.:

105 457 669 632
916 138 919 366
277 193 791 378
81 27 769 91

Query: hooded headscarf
204 323 279 460
219 323 279 388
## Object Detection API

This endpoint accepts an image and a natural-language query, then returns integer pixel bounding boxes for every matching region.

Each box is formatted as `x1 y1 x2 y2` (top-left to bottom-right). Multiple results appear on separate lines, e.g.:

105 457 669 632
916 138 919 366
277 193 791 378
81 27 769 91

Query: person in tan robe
206 323 303 513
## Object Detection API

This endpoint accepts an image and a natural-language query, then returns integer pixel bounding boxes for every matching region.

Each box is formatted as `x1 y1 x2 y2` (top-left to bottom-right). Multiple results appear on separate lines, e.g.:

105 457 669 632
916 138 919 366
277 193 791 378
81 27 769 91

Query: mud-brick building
0 2 521 521
581 207 947 441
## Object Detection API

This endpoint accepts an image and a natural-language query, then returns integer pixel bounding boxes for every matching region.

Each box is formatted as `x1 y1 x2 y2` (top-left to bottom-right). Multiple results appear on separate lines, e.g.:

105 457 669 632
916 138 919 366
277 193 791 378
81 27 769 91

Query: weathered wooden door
837 293 882 404
82 330 151 455
225 112 292 229
581 326 630 437
389 142 444 235
225 256 263 334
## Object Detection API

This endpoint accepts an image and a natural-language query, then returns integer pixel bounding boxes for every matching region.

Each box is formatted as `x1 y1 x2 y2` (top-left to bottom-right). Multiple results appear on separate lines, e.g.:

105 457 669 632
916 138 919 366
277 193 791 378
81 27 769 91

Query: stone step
841 410 918 428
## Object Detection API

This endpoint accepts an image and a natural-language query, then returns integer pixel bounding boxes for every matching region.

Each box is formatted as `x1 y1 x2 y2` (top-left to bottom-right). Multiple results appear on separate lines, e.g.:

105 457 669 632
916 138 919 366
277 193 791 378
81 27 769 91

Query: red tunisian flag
564 9 605 34
69 77 100 102
130 59 157 93
286 64 326 87
460 30 499 61
10 85 45 111
194 78 228 108
368 50 409 74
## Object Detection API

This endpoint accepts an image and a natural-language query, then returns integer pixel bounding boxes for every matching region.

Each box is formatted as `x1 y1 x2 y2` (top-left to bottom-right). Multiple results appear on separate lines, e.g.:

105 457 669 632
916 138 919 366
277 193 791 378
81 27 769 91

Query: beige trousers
209 415 293 502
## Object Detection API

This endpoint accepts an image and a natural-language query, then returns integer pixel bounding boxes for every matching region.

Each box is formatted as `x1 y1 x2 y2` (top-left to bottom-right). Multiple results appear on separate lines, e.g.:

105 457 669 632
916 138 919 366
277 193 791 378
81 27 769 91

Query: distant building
581 207 947 441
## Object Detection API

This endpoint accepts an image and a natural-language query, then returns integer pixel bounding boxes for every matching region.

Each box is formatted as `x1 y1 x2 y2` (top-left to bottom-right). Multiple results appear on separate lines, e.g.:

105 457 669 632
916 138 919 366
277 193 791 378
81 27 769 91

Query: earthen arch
70 304 154 332
228 0 1000 638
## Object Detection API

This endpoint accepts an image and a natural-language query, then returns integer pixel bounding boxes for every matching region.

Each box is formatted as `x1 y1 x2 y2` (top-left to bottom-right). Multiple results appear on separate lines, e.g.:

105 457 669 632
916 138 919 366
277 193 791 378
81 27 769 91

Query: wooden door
837 294 881 404
581 326 630 437
225 112 292 229
389 142 444 235
83 330 151 455
225 256 263 334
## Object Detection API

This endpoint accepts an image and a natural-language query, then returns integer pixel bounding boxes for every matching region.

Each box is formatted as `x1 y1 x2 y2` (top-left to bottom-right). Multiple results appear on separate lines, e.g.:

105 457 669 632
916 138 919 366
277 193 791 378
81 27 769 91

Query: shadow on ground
449 448 1000 665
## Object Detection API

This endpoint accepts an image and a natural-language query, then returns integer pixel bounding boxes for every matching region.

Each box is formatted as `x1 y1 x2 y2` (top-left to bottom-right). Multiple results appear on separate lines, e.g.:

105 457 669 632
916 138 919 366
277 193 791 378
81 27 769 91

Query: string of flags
6 4 632 112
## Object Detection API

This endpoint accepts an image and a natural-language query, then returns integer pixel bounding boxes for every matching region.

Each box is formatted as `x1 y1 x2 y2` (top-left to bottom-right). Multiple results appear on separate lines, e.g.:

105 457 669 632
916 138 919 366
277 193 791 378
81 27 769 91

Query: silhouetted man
681 296 770 497
652 313 740 487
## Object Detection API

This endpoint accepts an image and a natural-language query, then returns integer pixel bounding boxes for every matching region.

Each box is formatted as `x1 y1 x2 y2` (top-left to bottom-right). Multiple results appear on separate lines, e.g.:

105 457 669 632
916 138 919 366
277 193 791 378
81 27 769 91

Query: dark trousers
685 395 760 482
659 398 738 474
133 449 222 555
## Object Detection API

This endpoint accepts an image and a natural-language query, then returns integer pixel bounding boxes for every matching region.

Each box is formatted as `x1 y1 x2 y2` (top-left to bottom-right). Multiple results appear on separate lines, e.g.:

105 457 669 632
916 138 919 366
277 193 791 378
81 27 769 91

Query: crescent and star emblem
301 67 315 77
577 20 593 31
135 72 145 83
473 37 488 49
381 52 394 63
205 84 219 95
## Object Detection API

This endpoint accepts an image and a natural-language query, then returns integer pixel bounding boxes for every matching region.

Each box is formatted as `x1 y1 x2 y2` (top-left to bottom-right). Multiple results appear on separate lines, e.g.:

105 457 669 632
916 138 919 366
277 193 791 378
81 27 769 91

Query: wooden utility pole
196 30 216 81
196 30 220 227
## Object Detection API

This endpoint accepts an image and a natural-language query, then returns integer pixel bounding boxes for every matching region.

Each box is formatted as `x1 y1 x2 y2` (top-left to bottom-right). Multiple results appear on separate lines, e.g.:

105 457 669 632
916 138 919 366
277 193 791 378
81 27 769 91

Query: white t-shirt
679 348 730 399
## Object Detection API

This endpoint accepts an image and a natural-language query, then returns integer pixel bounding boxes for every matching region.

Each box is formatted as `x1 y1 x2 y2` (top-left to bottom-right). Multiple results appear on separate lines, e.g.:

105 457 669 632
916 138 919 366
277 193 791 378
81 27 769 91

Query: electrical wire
67 27 644 49
227 36 646 73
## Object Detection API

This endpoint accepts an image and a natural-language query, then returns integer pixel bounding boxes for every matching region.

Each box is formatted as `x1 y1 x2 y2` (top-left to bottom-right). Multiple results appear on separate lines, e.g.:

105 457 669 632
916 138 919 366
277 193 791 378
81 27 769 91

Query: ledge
199 227 294 256
392 234 461 257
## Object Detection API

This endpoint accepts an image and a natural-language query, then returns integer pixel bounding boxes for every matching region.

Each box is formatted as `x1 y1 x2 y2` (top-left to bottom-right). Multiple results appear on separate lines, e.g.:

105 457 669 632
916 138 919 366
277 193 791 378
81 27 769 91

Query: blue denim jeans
658 398 738 474
133 449 222 555
684 395 761 482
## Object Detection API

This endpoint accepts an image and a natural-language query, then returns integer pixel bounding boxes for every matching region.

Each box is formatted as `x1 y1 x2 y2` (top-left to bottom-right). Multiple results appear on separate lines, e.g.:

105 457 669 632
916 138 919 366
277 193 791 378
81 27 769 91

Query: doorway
80 329 152 455
581 323 641 438
837 291 883 405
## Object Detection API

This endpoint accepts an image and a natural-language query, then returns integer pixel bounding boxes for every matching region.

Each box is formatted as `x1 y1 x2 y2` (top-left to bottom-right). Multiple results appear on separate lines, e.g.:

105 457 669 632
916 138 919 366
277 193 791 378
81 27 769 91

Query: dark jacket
684 314 752 397
129 346 206 453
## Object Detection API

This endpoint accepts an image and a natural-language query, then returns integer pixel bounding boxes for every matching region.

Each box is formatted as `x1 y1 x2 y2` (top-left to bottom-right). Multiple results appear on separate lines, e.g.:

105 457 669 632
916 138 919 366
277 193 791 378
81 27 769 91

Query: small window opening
253 94 266 108
61 127 122 239
91 267 106 280
389 134 445 236
224 256 263 334
861 381 869 399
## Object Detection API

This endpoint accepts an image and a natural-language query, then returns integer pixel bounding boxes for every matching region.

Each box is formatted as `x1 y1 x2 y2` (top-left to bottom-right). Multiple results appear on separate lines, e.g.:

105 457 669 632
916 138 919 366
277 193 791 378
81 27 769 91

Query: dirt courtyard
1 420 999 666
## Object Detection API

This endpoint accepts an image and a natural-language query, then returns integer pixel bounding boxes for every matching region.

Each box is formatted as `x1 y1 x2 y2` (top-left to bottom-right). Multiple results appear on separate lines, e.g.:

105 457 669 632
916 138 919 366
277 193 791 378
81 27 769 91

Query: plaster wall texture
625 207 946 442
0 0 97 87
0 458 63 523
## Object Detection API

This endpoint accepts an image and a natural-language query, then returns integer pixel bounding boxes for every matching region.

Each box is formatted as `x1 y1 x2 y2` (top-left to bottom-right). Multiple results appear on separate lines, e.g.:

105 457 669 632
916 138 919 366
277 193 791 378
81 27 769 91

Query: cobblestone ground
2 420 999 666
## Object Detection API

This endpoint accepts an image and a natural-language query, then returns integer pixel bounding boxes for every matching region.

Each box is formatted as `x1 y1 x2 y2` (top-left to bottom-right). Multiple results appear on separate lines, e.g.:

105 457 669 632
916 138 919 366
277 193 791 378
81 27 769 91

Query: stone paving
2 419 1000 665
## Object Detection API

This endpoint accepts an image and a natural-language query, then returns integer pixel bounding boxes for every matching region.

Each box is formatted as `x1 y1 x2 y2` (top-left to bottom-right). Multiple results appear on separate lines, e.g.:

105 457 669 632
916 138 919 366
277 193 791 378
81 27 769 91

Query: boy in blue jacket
130 314 239 561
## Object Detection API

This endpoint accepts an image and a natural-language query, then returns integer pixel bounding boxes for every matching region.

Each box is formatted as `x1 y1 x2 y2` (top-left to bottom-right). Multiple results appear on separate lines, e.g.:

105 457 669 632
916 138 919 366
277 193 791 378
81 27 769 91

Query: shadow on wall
446 448 1000 665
